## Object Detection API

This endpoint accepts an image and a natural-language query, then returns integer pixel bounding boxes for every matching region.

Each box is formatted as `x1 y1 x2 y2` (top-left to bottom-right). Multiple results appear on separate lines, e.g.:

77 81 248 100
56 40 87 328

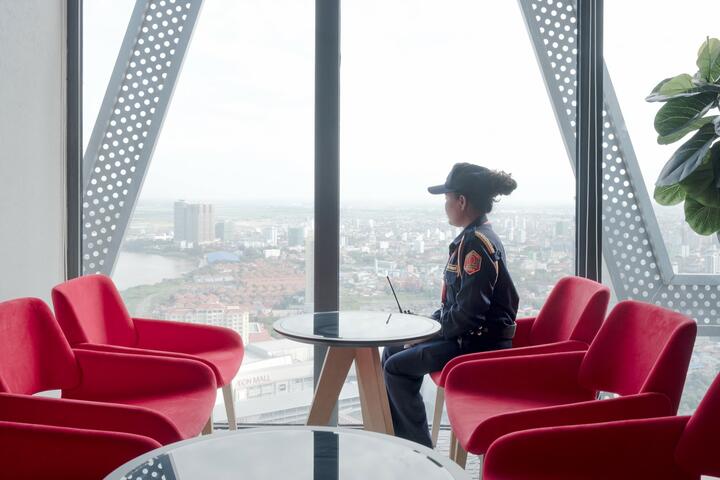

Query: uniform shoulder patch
474 231 496 255
463 250 482 275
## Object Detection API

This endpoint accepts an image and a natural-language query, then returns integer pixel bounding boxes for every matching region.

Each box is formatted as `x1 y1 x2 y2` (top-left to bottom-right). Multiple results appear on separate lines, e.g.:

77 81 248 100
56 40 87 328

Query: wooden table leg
306 346 355 427
355 347 394 435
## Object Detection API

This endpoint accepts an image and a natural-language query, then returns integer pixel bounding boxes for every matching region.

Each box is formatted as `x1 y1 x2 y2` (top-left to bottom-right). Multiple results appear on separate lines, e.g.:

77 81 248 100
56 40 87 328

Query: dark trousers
381 336 511 448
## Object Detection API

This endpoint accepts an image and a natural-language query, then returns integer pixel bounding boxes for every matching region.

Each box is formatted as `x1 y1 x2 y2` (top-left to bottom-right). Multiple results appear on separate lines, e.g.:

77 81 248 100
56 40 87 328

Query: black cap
427 163 491 195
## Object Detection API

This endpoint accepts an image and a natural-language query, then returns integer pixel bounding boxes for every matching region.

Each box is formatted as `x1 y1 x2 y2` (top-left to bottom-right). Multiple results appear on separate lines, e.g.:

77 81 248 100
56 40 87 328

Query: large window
339 0 577 425
78 0 720 433
84 0 315 425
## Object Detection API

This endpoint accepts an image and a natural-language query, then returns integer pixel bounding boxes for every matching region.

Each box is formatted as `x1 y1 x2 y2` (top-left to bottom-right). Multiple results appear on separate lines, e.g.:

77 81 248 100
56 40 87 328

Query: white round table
273 311 441 434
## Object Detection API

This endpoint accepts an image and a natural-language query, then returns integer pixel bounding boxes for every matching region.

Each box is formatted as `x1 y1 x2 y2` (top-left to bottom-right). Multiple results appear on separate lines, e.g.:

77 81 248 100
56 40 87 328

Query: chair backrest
51 274 136 347
675 372 720 477
0 298 79 394
529 276 610 346
578 300 696 413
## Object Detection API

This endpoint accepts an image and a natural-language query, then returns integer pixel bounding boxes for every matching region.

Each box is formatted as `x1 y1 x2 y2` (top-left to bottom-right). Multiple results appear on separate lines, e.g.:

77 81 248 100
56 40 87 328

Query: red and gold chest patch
463 250 482 275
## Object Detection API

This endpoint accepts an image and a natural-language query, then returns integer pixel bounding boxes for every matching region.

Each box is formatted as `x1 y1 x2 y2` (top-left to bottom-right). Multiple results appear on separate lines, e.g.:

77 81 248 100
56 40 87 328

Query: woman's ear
458 194 467 211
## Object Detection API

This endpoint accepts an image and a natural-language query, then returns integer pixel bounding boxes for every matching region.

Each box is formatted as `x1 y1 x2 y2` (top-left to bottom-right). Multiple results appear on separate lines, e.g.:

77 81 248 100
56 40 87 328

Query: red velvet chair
0 394 163 480
444 300 697 467
483 371 720 480
430 276 610 446
0 297 217 442
52 274 244 430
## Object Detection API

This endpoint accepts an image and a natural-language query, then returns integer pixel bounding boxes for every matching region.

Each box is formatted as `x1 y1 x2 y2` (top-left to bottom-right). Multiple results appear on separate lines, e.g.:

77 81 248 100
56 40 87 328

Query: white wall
0 0 66 301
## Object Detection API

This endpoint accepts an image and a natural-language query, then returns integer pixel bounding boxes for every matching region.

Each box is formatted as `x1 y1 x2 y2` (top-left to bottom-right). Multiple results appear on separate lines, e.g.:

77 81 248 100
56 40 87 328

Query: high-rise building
264 226 278 247
214 220 236 243
288 226 305 247
413 236 425 254
174 200 188 242
174 200 215 245
519 229 527 244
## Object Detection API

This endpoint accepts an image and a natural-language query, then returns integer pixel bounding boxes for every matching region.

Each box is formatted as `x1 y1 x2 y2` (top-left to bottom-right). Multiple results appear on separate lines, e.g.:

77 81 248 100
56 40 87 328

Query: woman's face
444 192 465 227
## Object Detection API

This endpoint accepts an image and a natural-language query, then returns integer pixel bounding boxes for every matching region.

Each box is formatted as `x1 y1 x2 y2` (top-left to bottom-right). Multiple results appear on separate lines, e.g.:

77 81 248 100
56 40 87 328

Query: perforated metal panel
82 0 202 275
519 0 720 333
121 454 177 480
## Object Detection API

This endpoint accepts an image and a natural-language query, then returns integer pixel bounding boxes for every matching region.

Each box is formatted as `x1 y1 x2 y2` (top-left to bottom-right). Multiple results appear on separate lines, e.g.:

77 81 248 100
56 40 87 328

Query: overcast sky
84 0 719 208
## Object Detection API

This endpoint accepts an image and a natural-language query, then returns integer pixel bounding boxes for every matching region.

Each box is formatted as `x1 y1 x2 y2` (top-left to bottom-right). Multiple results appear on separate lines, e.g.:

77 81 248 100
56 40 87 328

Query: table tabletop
273 310 441 347
106 426 469 480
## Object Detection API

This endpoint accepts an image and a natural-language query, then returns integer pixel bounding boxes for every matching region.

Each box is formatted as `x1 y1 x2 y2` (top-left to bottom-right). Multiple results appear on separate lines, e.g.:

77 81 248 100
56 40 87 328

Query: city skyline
110 198 719 422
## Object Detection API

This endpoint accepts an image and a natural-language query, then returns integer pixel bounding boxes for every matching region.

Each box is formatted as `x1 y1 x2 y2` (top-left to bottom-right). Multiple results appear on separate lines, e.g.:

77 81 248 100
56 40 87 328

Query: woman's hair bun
487 170 517 196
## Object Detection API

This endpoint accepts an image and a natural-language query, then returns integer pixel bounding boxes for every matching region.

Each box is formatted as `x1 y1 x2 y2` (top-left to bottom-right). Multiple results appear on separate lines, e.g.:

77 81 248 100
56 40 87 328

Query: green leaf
692 187 720 208
679 147 715 195
646 74 699 102
659 74 694 95
657 115 717 145
684 195 720 235
697 37 720 83
654 92 717 137
693 73 720 92
656 123 718 186
684 143 720 207
654 184 686 205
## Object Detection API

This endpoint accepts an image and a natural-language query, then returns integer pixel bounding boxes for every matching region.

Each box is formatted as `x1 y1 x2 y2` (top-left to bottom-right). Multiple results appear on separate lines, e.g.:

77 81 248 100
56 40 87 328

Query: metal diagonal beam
518 0 720 334
82 0 203 275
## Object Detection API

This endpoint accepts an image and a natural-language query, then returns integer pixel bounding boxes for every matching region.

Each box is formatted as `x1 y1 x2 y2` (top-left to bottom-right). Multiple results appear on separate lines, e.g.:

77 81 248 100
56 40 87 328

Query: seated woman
382 162 519 448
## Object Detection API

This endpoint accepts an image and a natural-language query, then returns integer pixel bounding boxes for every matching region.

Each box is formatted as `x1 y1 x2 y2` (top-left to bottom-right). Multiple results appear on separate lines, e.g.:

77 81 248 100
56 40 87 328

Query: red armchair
0 298 217 441
444 300 696 467
0 421 159 480
0 394 164 479
430 276 610 446
483 372 720 480
52 274 244 430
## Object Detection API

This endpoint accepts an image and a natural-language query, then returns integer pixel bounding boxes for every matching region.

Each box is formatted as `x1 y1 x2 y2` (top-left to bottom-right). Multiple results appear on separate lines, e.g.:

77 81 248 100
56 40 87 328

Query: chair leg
222 384 237 431
202 415 213 435
431 386 444 448
455 440 468 469
449 429 457 460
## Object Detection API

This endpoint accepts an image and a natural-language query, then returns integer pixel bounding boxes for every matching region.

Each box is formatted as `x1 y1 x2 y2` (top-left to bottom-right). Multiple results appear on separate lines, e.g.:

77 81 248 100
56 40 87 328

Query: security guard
382 163 519 448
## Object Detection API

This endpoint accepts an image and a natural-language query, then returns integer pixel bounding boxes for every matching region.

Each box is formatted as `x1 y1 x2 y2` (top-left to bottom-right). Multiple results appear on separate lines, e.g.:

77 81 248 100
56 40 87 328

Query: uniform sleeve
440 234 499 339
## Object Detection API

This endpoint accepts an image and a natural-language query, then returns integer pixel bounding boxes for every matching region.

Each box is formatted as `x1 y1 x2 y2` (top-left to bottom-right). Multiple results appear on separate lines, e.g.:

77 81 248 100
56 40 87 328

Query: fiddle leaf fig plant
648 37 720 235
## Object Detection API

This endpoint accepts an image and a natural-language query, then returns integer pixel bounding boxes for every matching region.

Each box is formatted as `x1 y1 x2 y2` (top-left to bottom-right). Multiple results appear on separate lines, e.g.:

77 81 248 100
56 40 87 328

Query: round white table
106 426 469 480
273 311 441 434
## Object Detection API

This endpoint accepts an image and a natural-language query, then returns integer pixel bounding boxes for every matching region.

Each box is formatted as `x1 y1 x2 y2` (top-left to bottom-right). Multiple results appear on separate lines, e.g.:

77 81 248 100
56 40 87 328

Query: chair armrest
472 392 675 454
484 416 691 480
437 339 588 387
445 351 590 399
512 317 535 347
0 392 182 445
0 420 160 479
133 317 243 357
73 342 222 371
65 348 217 400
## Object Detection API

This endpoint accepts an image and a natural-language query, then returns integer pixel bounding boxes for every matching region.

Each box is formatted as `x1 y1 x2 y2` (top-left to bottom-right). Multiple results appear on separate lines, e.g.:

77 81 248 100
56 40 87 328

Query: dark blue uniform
382 214 519 447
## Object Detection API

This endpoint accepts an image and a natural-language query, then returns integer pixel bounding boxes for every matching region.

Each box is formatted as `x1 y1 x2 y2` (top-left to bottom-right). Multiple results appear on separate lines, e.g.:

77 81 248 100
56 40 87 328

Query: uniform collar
450 214 489 249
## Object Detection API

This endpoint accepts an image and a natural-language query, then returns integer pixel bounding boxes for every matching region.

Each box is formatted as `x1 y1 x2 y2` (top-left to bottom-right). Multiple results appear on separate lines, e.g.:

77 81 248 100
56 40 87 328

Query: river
112 252 199 291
